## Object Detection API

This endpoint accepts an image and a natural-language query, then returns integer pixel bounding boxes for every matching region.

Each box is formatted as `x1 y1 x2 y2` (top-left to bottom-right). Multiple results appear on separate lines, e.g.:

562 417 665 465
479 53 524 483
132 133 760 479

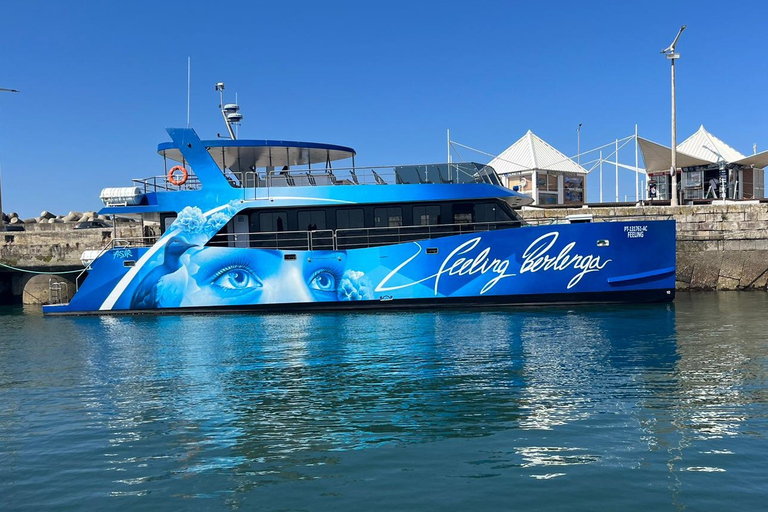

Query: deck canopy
158 139 356 173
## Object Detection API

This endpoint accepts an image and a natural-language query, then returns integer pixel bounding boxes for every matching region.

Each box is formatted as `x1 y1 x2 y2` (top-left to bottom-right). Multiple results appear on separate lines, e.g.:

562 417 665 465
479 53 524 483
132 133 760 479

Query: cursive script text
376 238 515 295
520 232 610 289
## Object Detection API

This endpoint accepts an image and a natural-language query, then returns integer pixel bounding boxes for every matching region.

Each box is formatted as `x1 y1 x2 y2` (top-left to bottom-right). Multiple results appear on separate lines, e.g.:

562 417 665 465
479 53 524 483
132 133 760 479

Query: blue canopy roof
158 138 356 173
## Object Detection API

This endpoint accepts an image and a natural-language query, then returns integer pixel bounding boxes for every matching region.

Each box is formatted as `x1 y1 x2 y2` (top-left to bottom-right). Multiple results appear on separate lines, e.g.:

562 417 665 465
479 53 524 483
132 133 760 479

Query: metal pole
662 25 686 207
577 123 582 166
599 150 603 203
0 87 20 228
615 138 619 202
447 129 451 164
186 57 191 128
671 55 678 206
635 124 639 201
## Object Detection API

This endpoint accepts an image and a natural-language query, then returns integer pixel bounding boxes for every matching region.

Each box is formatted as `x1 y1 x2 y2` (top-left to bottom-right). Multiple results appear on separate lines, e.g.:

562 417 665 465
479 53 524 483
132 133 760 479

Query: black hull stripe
44 289 675 316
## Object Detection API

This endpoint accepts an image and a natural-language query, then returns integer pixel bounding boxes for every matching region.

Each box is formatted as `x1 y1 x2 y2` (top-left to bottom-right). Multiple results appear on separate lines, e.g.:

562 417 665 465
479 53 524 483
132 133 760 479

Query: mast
215 82 242 140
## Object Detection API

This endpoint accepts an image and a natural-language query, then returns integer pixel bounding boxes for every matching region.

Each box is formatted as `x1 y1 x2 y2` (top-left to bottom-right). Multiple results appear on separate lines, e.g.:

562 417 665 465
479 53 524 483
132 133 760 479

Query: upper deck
99 128 533 214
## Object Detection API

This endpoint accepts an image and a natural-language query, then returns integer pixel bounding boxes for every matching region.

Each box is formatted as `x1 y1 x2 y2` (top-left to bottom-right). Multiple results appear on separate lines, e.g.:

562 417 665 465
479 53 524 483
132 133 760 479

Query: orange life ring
168 165 188 186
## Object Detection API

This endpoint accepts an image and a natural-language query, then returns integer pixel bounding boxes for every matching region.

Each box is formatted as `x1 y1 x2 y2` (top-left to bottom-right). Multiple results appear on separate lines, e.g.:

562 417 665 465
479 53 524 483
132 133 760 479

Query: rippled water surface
2 292 768 511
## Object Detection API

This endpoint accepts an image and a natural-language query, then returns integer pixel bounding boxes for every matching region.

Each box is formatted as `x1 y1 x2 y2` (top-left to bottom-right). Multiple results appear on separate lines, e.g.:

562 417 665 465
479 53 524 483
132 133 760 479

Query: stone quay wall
0 223 146 304
1 223 144 268
519 203 768 291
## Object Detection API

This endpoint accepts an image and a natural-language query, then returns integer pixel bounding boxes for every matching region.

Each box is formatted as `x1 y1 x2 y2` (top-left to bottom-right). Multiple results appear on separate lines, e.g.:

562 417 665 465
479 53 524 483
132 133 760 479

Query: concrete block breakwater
1 210 110 227
519 203 768 291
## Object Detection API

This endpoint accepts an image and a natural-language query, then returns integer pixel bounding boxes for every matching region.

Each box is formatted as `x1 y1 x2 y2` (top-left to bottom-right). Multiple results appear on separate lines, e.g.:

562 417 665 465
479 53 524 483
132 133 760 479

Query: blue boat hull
43 219 676 315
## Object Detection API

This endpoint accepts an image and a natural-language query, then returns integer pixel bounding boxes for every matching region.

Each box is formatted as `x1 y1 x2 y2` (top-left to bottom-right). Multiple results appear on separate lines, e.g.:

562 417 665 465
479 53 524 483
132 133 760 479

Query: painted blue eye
212 266 262 291
309 270 337 292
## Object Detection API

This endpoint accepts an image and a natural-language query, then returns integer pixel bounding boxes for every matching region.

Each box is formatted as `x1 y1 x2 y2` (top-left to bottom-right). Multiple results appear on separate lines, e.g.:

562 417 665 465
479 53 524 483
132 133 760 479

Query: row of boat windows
233 201 515 233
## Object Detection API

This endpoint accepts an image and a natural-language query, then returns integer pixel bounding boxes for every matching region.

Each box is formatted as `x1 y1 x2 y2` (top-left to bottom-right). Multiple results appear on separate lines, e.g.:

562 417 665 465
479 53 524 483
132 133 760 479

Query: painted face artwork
128 241 374 308
179 247 349 306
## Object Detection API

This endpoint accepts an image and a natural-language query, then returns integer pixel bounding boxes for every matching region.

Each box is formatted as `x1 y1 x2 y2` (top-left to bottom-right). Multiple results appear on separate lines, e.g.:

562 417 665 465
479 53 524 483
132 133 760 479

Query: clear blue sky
1 0 766 218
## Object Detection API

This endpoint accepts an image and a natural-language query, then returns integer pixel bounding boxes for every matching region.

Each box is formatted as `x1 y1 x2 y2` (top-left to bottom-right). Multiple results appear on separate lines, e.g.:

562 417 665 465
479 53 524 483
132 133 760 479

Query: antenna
186 57 191 127
215 82 242 140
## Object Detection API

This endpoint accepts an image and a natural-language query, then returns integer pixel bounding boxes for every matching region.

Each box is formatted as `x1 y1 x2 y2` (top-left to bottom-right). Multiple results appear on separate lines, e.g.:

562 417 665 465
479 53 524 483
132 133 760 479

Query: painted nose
261 265 312 303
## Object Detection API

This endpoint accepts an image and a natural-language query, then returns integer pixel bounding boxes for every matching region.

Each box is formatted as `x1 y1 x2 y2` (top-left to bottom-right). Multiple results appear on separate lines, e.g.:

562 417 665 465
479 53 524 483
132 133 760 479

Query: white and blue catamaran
43 93 675 315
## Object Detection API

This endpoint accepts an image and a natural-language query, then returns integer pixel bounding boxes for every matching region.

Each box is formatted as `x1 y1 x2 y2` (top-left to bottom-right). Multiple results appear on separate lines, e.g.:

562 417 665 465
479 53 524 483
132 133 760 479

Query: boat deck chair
372 170 388 185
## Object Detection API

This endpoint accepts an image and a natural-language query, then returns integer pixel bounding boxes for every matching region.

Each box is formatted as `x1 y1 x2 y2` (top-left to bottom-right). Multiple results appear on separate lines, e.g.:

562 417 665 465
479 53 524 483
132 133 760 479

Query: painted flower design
338 270 373 301
205 211 230 236
174 206 207 234
171 205 239 244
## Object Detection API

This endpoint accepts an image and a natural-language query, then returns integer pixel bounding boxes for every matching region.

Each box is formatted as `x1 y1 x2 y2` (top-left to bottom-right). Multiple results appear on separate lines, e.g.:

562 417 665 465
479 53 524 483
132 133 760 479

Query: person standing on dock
706 177 718 199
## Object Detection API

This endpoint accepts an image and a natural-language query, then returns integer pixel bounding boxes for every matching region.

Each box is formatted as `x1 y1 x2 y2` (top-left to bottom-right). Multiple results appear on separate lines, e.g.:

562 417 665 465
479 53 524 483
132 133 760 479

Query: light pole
0 87 20 228
577 123 582 166
661 25 686 207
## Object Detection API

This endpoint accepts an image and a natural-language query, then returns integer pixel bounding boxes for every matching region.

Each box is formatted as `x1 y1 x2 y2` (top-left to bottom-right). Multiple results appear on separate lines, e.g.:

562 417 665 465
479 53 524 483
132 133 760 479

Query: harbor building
488 130 588 206
639 125 768 202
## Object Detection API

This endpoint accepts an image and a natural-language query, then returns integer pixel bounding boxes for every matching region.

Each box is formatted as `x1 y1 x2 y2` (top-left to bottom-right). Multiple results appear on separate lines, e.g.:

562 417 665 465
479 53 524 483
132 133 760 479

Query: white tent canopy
638 137 712 172
489 130 587 175
640 125 768 171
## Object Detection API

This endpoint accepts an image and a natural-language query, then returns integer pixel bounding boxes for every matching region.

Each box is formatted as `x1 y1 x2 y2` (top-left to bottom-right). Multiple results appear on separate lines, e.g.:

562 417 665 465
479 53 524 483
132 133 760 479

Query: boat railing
207 229 335 251
227 162 500 189
132 175 203 193
130 162 499 194
204 220 522 251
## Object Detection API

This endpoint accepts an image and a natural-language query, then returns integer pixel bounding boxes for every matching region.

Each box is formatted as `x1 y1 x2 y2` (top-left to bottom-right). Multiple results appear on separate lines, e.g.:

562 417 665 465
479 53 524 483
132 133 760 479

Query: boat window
452 203 474 224
298 210 327 230
474 202 511 222
412 205 441 226
259 211 288 232
374 207 403 227
336 208 365 229
160 213 177 234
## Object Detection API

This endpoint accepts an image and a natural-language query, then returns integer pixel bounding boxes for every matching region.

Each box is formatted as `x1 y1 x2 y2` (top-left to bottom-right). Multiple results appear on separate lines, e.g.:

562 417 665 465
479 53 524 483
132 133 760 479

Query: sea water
1 292 767 511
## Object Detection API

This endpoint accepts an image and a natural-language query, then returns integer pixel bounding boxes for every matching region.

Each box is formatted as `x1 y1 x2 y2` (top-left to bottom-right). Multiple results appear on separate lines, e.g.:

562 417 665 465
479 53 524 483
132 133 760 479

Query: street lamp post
0 87 20 228
661 25 686 207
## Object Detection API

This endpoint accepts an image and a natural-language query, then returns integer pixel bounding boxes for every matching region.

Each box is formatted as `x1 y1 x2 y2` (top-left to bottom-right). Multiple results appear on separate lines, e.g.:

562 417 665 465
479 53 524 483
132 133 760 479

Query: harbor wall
518 203 768 291
0 223 144 305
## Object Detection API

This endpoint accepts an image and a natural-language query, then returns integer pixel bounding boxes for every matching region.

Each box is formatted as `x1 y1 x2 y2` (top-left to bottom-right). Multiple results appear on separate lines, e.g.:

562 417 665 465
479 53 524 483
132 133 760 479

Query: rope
0 261 85 274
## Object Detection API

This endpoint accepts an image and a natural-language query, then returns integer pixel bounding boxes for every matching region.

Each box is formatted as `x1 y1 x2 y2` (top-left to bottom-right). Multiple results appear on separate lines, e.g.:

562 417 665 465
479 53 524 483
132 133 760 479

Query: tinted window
298 210 327 230
374 207 403 227
474 202 511 222
336 208 365 229
413 205 441 226
259 211 288 232
452 203 473 224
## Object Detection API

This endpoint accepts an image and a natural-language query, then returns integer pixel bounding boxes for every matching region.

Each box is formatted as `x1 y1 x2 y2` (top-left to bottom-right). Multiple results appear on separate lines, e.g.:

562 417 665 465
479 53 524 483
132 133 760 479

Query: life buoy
168 165 188 186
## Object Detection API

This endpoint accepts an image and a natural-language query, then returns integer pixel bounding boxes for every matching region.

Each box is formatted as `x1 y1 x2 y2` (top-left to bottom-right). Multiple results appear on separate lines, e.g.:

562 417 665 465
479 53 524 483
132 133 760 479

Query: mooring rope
0 261 84 274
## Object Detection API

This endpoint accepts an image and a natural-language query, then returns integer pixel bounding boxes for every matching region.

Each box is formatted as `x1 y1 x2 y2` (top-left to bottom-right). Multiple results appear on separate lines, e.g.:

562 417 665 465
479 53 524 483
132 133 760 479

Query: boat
43 89 676 316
